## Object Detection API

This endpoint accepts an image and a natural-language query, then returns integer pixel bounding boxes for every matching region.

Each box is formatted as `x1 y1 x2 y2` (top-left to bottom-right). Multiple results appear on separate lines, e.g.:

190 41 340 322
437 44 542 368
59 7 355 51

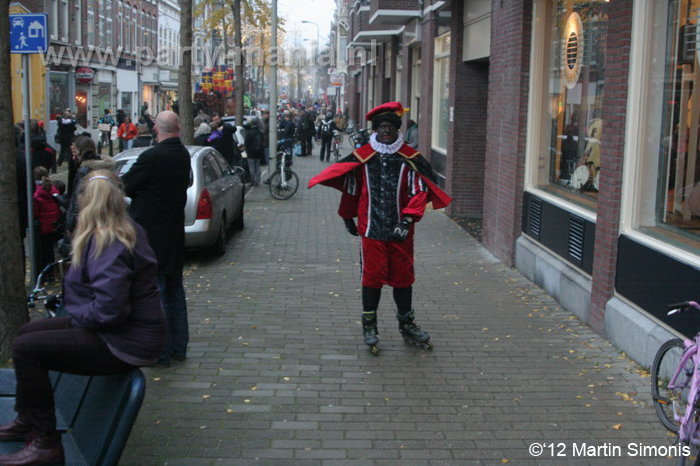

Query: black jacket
56 118 77 145
244 127 264 160
132 136 154 148
122 138 191 274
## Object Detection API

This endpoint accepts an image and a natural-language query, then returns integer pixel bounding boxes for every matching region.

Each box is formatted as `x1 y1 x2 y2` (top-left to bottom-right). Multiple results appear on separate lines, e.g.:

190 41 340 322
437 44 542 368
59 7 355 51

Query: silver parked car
114 145 245 255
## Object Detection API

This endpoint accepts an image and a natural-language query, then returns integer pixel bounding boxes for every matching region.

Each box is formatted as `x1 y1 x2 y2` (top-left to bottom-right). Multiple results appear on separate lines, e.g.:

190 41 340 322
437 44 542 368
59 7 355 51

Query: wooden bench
0 367 146 466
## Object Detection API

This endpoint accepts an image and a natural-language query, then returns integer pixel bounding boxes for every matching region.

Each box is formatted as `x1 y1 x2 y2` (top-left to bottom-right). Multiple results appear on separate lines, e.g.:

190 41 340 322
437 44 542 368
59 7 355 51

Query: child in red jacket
33 168 63 276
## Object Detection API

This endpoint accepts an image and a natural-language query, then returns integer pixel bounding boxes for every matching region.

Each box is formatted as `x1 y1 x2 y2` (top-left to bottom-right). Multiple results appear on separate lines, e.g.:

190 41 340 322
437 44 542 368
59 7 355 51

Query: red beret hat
365 101 406 121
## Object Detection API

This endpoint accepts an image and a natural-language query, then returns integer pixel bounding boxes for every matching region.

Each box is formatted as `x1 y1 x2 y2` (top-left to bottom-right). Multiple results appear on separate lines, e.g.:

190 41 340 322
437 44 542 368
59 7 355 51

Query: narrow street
120 146 671 465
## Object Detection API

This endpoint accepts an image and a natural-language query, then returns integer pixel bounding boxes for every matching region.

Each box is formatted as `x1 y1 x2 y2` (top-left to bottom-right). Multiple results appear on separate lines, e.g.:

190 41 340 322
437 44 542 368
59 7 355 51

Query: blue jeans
156 271 188 363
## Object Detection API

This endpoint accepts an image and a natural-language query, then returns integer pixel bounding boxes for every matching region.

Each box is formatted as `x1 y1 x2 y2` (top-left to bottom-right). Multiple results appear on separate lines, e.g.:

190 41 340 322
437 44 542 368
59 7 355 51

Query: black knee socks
393 286 412 316
362 286 382 312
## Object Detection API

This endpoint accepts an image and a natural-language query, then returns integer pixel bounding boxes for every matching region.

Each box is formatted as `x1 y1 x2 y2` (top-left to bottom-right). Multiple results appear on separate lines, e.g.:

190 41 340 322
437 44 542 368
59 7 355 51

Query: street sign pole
11 13 48 284
22 54 37 284
269 0 277 174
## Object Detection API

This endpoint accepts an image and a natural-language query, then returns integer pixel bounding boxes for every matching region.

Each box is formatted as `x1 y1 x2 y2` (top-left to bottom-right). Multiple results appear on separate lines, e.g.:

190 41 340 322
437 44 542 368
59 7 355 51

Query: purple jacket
64 222 166 366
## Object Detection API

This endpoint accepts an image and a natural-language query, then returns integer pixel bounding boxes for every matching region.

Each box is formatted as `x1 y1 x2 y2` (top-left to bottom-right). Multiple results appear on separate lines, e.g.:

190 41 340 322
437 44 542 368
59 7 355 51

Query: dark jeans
320 136 333 161
12 317 135 430
39 232 60 275
58 144 71 165
156 271 188 363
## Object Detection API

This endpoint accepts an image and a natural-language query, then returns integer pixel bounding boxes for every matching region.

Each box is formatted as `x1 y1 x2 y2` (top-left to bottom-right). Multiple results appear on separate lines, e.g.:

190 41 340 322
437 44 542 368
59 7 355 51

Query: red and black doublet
309 143 451 288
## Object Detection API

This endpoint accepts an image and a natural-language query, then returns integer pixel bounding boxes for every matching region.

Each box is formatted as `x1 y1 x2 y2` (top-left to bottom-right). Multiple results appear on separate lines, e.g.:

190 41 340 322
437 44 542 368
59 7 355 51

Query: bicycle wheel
269 169 299 200
652 338 692 432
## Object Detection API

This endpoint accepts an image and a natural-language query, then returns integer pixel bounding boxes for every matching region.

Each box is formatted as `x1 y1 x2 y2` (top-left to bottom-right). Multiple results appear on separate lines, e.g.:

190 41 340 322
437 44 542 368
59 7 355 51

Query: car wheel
212 214 227 256
232 197 244 231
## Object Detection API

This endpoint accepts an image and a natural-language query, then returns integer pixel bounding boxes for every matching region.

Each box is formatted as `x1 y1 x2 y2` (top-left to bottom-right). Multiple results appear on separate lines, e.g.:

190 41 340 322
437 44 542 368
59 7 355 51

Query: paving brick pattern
121 144 673 465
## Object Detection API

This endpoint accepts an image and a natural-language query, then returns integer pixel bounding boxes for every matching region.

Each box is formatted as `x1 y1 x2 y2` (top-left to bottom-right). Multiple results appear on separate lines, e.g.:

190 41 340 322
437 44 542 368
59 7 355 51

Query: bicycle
651 301 700 465
267 140 299 200
97 129 112 154
331 130 343 162
28 259 71 317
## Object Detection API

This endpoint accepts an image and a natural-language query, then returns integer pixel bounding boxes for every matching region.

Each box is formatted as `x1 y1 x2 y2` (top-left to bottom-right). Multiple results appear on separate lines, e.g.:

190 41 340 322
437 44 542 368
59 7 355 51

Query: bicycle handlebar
667 301 700 316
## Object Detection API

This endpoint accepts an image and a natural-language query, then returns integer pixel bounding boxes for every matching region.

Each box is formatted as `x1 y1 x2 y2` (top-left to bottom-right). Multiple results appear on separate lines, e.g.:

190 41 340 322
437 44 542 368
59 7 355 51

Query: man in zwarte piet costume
308 101 452 355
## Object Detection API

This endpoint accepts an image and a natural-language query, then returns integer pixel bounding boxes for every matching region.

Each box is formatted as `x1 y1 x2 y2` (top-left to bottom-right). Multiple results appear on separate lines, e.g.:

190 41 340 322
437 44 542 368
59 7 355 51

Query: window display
534 0 608 209
636 0 700 249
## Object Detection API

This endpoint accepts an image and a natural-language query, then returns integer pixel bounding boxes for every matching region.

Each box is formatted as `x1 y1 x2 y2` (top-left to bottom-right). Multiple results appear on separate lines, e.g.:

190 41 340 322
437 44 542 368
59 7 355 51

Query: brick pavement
120 143 673 465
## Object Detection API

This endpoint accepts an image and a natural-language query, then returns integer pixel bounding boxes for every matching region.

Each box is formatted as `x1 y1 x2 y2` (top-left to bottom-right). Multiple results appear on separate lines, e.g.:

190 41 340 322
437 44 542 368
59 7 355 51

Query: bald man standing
123 111 191 368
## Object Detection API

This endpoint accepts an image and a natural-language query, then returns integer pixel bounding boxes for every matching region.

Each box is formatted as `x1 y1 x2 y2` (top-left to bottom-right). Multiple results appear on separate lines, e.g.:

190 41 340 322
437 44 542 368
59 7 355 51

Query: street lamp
301 20 319 99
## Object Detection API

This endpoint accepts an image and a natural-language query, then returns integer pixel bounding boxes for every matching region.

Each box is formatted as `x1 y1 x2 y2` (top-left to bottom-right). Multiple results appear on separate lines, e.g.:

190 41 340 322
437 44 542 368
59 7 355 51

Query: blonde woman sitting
0 170 166 466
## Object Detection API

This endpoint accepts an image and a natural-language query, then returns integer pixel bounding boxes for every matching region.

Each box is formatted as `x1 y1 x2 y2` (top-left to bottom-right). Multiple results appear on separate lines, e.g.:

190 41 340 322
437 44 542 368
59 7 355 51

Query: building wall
482 0 532 264
588 0 633 333
445 0 487 218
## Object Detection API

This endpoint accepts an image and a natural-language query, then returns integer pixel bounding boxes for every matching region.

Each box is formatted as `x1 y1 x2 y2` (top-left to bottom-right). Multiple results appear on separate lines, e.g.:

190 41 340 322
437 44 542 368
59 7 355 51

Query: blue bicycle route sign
10 14 48 54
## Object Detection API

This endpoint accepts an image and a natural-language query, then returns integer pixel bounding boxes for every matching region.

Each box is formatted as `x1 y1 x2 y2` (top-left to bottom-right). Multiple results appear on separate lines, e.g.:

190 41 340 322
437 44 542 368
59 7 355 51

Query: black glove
344 218 359 236
392 218 412 241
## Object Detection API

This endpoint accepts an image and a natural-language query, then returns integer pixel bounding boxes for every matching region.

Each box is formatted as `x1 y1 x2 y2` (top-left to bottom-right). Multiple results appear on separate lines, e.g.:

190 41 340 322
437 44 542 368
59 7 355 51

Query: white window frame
75 0 81 45
87 0 95 46
617 1 700 267
105 0 112 49
411 46 421 122
51 0 59 40
431 32 451 154
523 0 598 222
61 0 69 42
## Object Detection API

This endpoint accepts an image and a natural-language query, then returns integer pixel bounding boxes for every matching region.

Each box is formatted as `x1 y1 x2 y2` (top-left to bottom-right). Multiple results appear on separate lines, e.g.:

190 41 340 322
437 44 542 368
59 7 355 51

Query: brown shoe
0 417 32 442
0 434 64 465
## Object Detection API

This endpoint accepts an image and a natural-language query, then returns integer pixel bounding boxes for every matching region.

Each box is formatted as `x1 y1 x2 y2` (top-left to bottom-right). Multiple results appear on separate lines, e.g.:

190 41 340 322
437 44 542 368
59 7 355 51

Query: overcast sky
277 0 336 45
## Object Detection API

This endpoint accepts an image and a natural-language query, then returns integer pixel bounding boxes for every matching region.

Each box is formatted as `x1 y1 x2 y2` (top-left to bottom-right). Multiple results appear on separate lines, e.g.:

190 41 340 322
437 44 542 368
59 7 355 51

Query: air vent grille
528 198 542 240
568 216 585 266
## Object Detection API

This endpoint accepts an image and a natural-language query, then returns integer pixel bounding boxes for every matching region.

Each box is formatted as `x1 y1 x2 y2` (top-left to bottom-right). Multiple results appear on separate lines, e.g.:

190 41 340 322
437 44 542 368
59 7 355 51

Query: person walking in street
318 112 338 162
308 101 452 355
97 109 116 154
244 118 264 186
0 170 166 466
406 119 419 149
116 109 126 151
117 116 138 150
56 110 77 167
261 109 270 166
280 112 295 161
122 111 192 368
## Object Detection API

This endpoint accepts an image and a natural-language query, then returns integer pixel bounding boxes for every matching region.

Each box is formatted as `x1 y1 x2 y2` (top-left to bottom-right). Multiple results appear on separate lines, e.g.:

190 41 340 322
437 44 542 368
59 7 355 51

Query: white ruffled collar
369 133 404 154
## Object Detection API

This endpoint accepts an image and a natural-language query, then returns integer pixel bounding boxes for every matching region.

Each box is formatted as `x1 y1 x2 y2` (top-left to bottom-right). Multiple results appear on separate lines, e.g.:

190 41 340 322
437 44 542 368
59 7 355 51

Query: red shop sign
75 67 94 83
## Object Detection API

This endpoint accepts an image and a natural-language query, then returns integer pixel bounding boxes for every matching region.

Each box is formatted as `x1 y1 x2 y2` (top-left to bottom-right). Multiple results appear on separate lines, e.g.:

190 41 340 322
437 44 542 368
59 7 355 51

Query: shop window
432 32 451 153
531 1 608 210
634 0 700 251
49 72 70 120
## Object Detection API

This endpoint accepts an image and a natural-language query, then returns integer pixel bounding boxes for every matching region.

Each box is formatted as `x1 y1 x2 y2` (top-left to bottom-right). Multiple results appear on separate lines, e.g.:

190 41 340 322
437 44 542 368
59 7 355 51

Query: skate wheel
371 345 379 356
424 342 434 351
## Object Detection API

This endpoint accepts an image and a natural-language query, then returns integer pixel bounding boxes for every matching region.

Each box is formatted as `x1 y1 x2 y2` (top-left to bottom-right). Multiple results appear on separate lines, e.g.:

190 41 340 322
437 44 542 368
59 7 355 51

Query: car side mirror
232 166 246 178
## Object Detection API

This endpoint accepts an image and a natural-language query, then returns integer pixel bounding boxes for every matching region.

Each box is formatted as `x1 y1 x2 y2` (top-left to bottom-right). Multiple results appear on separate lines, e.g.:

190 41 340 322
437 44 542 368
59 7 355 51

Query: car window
202 154 222 185
211 151 231 174
114 158 137 176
